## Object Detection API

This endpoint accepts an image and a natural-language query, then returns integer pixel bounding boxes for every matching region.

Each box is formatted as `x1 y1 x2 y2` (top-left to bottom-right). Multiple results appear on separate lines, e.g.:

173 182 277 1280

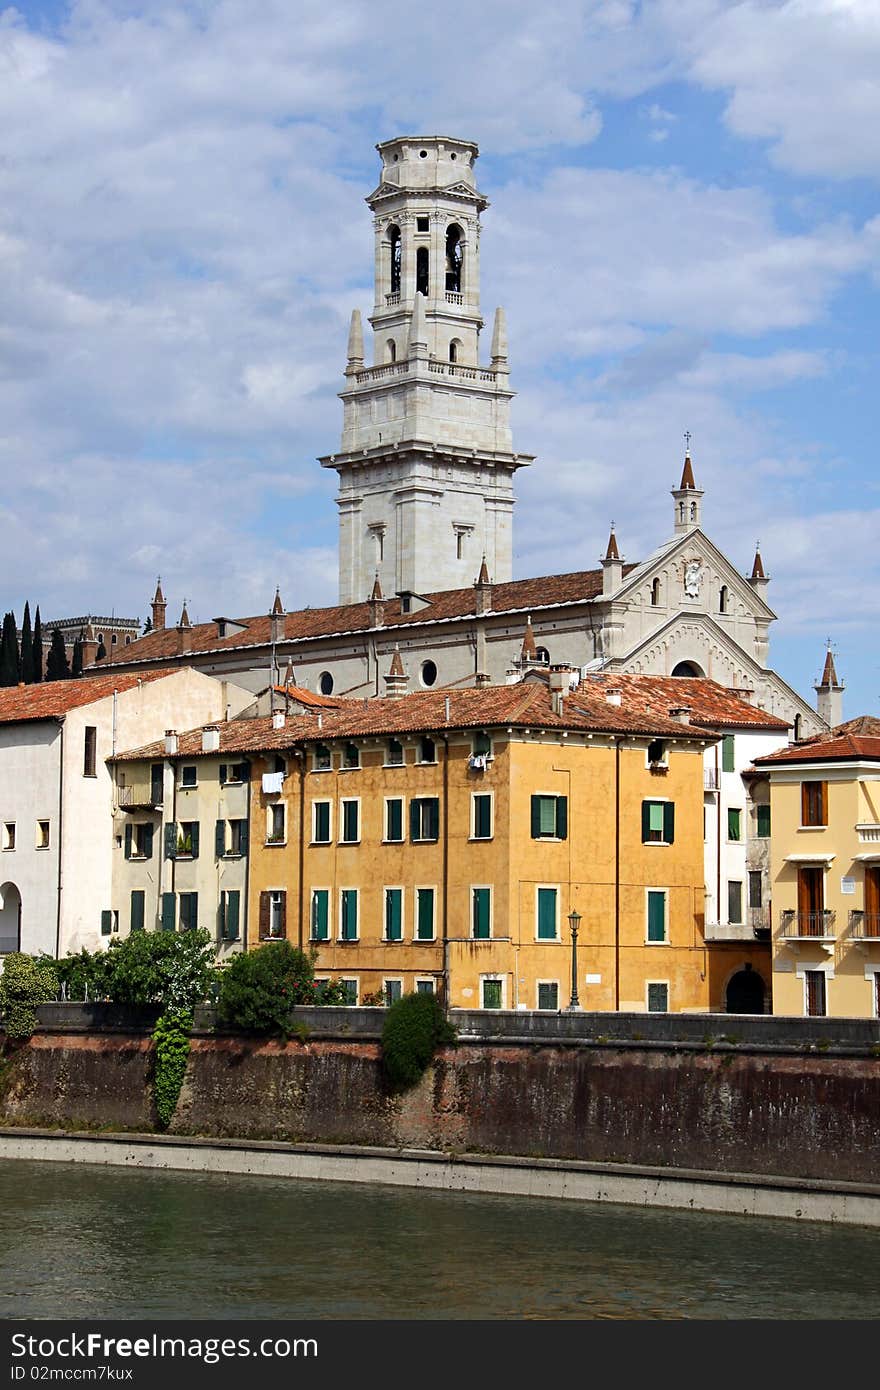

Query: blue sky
0 0 877 717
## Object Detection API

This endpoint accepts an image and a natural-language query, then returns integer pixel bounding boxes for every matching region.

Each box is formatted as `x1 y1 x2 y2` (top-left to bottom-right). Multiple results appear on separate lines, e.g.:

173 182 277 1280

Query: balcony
445 291 464 305
750 908 771 941
856 823 880 844
780 909 836 943
118 785 162 810
849 910 880 941
703 768 719 792
385 292 401 306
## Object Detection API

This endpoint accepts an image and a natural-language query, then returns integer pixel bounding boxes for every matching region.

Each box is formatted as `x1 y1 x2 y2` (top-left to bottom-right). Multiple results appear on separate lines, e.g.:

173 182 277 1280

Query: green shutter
417 888 434 940
130 891 145 933
428 798 439 841
143 823 154 860
757 804 771 838
727 808 741 841
164 823 177 859
190 821 200 859
387 799 402 841
215 820 225 858
225 890 240 942
341 889 357 940
410 800 420 840
183 892 198 931
555 796 567 840
124 823 132 859
474 795 491 838
722 735 735 773
161 892 176 932
312 890 329 941
663 802 675 844
101 909 112 936
537 888 557 939
641 800 651 841
219 764 227 785
385 889 402 941
538 797 557 836
473 887 490 939
647 890 666 942
530 795 541 838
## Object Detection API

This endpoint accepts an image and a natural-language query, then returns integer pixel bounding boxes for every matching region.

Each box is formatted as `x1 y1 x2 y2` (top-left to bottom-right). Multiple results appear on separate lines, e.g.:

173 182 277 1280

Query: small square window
313 744 332 772
415 979 435 995
647 982 669 1013
537 982 559 1011
342 742 360 770
36 820 50 849
386 739 404 766
222 762 247 785
419 736 436 764
416 216 429 232
180 765 198 788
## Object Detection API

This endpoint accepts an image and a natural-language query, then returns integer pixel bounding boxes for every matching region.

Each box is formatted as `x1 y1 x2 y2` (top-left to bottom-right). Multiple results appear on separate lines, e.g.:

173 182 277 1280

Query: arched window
651 578 660 606
534 646 550 664
719 585 728 614
386 339 396 363
793 714 802 742
445 224 463 292
388 225 401 294
449 339 460 364
690 502 697 521
416 246 429 297
672 660 703 678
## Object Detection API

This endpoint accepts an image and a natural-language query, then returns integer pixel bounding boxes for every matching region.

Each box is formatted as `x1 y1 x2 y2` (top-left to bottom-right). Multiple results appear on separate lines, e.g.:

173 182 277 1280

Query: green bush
381 991 455 1091
54 948 110 1002
100 929 215 1010
0 953 58 1039
216 941 348 1035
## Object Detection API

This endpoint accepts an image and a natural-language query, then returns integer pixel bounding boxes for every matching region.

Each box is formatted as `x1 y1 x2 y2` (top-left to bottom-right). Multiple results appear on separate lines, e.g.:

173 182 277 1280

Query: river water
1 1159 878 1320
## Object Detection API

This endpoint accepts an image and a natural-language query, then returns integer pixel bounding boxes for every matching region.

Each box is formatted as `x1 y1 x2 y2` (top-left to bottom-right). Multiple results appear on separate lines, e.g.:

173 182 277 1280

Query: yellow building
754 715 880 1018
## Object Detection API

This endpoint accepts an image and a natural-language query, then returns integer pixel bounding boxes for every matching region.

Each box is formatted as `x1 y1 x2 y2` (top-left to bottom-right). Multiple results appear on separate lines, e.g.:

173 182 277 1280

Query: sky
0 0 877 716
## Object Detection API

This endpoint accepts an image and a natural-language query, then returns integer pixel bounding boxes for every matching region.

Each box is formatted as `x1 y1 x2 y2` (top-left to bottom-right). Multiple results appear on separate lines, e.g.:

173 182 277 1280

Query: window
179 892 199 932
537 982 559 1011
445 223 462 291
537 887 558 940
2 823 14 851
340 978 358 1005
410 797 439 842
340 889 358 941
481 977 503 1009
259 890 285 941
388 224 401 293
530 794 567 840
416 245 429 295
647 890 667 943
100 909 119 937
805 969 826 1017
176 821 199 858
472 794 492 840
801 781 827 827
160 892 176 932
36 819 50 850
220 762 247 786
472 732 492 758
180 765 198 788
647 982 669 1013
417 215 429 232
267 803 285 844
219 889 240 942
749 871 763 910
385 798 404 843
756 804 771 838
384 888 403 942
415 979 435 995
449 340 458 364
130 890 145 933
419 736 436 764
727 808 742 841
124 822 153 860
719 585 729 614
384 979 403 1006
216 818 246 857
651 577 661 606
416 887 435 941
728 880 743 925
83 726 97 777
472 887 491 939
642 800 674 845
310 889 329 942
647 739 667 767
420 661 437 688
340 799 360 843
313 743 332 771
318 672 334 696
721 736 735 774
312 801 331 844
342 742 360 770
386 738 404 766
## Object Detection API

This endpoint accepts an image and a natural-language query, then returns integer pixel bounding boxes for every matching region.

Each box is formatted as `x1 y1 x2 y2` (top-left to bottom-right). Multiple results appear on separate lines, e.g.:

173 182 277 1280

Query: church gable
613 529 776 625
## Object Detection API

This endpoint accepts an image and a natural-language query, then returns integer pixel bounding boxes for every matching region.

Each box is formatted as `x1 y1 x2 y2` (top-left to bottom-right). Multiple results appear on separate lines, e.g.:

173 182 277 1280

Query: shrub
0 953 58 1039
100 929 216 1011
216 942 350 1034
381 991 455 1091
152 1008 192 1129
54 948 110 1002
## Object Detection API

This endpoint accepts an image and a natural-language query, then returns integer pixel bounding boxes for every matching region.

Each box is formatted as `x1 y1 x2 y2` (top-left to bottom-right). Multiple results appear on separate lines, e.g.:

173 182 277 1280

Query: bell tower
321 136 533 604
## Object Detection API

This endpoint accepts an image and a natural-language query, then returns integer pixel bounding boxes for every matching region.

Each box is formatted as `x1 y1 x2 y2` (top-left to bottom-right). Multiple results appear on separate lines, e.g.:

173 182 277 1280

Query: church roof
753 716 880 766
91 565 639 670
750 548 766 581
271 589 284 616
604 528 620 562
818 648 841 688
678 454 697 490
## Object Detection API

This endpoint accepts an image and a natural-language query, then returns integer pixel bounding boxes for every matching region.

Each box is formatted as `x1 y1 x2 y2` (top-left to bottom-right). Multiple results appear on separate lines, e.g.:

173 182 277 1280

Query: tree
216 941 347 1035
32 606 43 682
71 635 84 677
19 602 34 684
0 611 19 686
45 628 71 681
143 616 152 634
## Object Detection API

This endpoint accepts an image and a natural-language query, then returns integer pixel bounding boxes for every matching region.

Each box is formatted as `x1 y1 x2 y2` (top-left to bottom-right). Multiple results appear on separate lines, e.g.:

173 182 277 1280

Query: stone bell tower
321 136 533 604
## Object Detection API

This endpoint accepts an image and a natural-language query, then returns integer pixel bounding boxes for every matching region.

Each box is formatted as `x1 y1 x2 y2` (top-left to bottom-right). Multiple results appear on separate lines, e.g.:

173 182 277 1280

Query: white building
0 669 251 959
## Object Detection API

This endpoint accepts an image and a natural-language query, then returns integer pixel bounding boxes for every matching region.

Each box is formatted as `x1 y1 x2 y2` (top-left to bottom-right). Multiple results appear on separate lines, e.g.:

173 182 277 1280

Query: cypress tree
72 635 84 678
143 616 152 634
46 628 71 681
19 602 34 683
32 606 43 683
0 612 20 686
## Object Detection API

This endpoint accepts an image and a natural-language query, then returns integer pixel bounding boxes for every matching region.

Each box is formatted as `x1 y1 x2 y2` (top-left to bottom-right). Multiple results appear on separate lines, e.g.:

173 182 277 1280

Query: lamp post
567 908 582 1011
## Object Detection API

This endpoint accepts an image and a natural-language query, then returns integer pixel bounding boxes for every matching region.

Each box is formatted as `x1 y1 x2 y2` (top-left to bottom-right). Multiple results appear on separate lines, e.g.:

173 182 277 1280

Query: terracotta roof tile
754 714 880 765
0 669 176 724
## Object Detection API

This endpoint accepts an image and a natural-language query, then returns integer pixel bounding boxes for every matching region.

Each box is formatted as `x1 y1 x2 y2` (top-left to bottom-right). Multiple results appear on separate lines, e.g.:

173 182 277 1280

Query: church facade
93 135 825 740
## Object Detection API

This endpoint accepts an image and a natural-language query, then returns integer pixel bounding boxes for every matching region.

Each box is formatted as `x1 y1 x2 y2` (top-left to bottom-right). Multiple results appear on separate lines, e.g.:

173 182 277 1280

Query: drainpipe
54 720 64 960
297 749 306 951
441 732 450 1010
243 767 251 953
614 736 621 1011
716 741 722 926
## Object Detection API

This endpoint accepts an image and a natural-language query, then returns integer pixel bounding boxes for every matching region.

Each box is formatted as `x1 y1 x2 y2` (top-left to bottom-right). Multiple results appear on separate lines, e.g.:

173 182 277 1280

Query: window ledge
338 839 361 847
411 838 439 845
265 839 287 847
312 767 332 774
383 763 405 770
642 841 672 847
468 836 494 843
382 839 404 846
797 825 827 832
222 853 245 860
644 939 669 946
83 773 98 779
337 938 360 945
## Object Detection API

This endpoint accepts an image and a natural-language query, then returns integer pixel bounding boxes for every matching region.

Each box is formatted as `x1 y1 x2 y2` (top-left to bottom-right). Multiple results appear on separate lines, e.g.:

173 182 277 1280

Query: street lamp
567 908 582 1011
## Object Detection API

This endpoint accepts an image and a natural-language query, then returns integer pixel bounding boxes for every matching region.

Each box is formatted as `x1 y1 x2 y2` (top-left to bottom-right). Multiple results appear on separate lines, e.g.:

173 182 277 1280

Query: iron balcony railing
118 785 162 810
849 910 880 939
780 909 836 940
749 908 771 936
703 768 719 791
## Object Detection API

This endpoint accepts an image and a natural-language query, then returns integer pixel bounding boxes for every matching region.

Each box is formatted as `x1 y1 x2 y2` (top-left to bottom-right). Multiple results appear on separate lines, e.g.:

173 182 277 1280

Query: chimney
473 556 492 615
201 726 220 753
605 688 622 708
384 645 409 699
475 672 491 687
164 730 178 755
668 706 692 724
272 711 286 730
548 665 570 716
151 578 166 632
270 589 285 643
